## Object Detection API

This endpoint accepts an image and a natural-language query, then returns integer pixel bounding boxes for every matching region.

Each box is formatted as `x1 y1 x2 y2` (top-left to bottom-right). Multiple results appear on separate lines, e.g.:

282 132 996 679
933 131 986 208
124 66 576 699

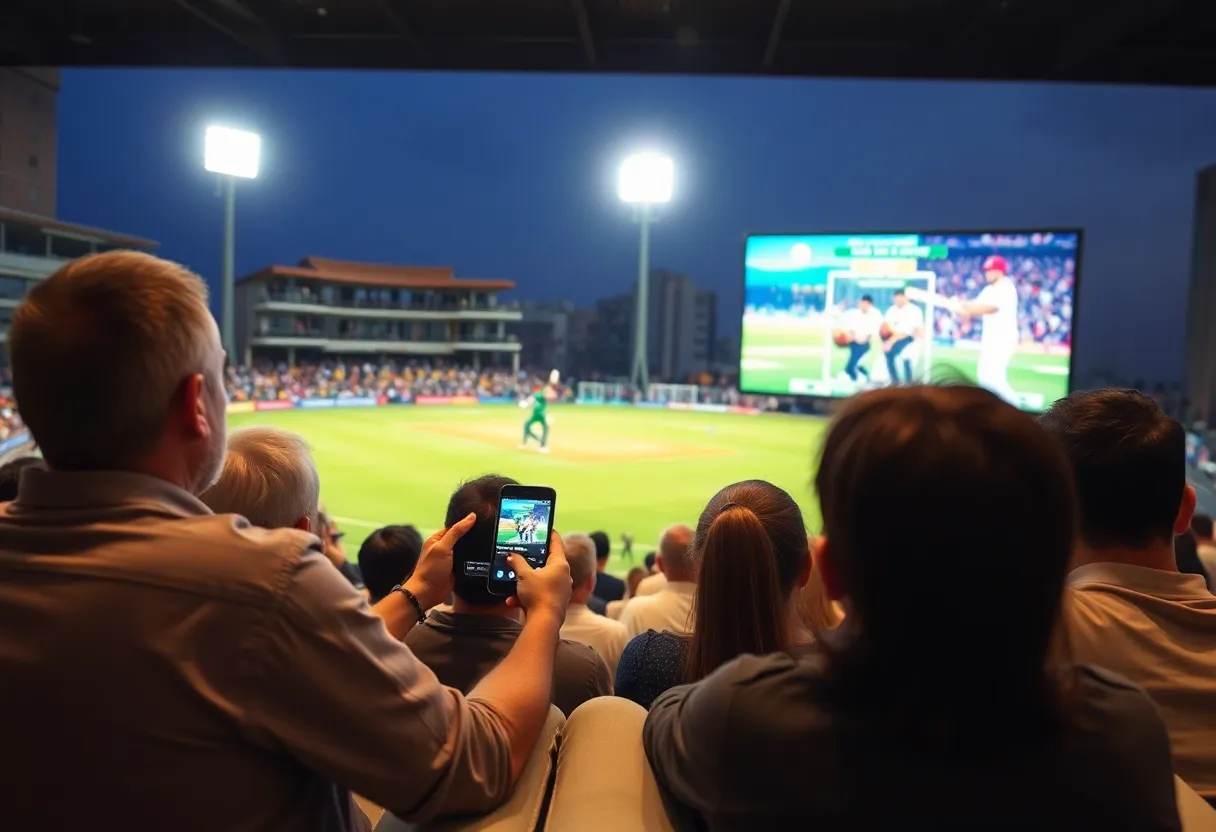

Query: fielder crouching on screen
840 295 884 384
882 287 925 385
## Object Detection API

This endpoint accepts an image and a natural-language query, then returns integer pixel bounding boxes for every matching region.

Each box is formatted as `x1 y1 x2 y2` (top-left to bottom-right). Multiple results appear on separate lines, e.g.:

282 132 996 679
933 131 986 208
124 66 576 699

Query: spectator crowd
226 362 556 404
0 370 23 442
2 250 1216 832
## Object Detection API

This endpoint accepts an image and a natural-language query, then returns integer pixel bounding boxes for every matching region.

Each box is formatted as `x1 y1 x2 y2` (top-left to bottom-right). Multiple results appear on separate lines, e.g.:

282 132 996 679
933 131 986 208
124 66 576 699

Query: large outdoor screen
739 230 1080 412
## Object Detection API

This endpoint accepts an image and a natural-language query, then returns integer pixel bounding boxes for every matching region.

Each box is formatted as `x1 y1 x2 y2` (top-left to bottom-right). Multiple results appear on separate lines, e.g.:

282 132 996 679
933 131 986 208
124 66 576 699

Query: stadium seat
1177 777 1216 831
544 697 675 832
373 706 564 832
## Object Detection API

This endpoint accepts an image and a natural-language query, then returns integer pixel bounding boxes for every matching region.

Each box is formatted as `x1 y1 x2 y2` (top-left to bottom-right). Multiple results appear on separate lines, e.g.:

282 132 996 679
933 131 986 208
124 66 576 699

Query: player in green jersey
520 387 550 452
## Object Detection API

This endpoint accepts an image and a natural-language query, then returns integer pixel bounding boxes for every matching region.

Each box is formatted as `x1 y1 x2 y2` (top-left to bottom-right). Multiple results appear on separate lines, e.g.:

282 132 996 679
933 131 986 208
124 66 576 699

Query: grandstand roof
0 206 159 250
239 257 515 292
7 0 1216 86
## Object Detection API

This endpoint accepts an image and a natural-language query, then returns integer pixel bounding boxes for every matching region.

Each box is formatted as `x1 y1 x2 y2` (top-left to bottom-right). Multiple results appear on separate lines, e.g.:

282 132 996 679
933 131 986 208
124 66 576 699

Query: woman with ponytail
615 480 816 709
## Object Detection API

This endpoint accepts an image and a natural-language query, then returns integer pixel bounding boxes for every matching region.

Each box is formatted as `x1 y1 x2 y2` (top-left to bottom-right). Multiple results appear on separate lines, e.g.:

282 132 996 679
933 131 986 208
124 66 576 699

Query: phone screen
487 486 556 594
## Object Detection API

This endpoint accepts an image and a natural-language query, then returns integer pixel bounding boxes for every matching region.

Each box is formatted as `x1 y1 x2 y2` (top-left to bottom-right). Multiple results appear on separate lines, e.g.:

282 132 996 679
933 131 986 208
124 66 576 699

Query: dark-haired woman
643 386 1180 831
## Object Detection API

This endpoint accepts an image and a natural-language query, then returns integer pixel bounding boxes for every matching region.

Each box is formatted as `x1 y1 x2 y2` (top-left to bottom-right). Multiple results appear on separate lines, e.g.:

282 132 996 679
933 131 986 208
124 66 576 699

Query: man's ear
656 554 667 576
174 373 209 439
295 516 311 533
815 537 846 601
1175 485 1198 536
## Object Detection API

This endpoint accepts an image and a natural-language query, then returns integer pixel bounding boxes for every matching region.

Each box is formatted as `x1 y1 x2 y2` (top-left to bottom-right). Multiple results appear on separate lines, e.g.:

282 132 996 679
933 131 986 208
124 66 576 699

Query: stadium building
0 208 159 355
234 256 523 370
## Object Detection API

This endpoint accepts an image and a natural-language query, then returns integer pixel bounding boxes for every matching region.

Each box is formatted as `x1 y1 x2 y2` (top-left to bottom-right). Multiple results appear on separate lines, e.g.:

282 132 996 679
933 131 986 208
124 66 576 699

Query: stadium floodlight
204 125 261 179
617 152 674 205
618 152 674 397
204 125 262 363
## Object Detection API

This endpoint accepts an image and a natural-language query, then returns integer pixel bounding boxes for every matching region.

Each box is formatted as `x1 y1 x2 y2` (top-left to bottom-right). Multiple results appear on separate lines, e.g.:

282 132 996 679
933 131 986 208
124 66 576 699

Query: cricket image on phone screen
490 497 553 581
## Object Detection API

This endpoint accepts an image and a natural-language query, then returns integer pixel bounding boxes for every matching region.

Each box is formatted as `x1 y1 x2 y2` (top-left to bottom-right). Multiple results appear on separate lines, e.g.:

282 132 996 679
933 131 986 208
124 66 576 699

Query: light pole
203 125 262 361
618 152 674 398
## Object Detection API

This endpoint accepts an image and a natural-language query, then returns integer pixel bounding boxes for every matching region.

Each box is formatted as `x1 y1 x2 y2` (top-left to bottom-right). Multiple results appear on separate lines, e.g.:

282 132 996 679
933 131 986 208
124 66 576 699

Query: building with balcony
235 257 524 371
0 207 160 356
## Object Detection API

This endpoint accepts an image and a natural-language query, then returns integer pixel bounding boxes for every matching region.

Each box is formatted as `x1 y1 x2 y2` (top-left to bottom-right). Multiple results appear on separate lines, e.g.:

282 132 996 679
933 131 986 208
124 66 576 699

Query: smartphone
486 484 557 596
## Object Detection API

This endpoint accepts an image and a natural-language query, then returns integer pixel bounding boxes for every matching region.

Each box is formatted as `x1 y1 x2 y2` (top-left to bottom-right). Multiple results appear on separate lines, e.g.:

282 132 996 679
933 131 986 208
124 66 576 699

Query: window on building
28 154 38 169
28 185 38 203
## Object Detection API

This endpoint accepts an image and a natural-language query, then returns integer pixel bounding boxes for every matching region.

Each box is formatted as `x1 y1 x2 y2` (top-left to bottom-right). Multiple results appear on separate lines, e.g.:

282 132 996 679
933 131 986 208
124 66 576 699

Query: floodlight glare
204 125 262 179
618 153 673 205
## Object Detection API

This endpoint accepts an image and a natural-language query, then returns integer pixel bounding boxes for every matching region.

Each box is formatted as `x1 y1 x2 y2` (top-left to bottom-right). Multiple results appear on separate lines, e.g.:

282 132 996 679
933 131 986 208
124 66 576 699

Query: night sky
57 69 1216 384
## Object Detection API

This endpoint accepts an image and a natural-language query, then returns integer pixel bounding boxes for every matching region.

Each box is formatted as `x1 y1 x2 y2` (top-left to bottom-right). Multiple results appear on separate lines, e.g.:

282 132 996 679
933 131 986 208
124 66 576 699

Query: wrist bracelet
392 584 427 622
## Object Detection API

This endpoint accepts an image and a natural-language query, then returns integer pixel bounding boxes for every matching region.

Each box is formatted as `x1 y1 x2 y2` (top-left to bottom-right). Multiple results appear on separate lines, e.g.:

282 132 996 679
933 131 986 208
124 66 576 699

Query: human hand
506 529 571 620
405 512 476 610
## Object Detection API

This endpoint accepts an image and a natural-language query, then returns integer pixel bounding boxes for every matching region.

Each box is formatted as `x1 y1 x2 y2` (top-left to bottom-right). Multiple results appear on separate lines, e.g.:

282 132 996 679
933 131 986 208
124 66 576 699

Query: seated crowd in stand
225 361 555 404
1 251 1215 831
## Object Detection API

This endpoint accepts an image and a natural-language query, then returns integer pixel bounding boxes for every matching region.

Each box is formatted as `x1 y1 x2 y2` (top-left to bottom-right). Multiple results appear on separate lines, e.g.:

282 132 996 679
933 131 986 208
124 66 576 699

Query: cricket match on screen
739 231 1079 412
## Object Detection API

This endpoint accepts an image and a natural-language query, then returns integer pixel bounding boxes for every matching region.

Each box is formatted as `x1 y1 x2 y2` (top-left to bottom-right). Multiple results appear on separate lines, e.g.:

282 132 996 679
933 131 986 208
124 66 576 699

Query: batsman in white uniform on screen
883 287 925 384
910 255 1020 403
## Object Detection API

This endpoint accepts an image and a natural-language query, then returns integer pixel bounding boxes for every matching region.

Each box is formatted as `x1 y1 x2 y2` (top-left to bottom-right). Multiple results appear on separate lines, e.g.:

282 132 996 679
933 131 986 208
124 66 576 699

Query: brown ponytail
684 480 808 683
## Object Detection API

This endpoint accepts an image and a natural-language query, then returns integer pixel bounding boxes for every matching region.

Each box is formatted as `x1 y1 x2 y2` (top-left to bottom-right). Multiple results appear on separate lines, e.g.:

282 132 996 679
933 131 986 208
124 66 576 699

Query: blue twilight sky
57 69 1216 383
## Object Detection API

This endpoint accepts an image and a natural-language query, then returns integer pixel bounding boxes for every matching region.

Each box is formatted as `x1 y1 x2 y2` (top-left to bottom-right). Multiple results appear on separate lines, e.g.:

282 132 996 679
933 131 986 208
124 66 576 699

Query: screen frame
736 227 1086 410
486 483 558 597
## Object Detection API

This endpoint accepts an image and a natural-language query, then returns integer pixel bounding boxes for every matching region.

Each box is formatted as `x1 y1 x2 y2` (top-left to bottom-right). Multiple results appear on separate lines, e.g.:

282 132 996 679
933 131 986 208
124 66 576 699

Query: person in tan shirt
0 251 573 832
1042 389 1216 801
559 532 629 678
619 525 696 639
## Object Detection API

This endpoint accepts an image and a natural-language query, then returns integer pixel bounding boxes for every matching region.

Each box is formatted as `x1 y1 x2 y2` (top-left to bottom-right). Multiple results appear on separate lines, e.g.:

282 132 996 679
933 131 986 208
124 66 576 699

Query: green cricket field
741 318 1071 411
228 404 828 576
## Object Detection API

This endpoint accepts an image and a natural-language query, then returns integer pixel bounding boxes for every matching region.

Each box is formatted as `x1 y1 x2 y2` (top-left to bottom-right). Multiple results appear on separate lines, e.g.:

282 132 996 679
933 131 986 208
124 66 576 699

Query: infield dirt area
413 419 734 463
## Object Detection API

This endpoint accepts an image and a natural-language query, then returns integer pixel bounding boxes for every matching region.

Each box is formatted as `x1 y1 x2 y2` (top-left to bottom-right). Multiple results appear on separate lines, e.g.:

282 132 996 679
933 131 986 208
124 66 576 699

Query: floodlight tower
203 125 262 361
618 152 674 397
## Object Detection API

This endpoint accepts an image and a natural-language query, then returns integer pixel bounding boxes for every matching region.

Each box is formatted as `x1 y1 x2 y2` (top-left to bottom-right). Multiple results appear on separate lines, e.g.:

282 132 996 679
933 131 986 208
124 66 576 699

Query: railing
256 292 500 312
253 327 518 344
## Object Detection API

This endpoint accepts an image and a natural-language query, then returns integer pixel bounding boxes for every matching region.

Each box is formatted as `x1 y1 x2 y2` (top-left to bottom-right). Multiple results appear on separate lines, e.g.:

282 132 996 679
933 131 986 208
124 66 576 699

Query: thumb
506 551 537 578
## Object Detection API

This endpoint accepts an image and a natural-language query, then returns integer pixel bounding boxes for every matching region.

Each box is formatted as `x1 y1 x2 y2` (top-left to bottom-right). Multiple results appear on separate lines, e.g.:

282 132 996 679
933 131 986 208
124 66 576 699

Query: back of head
0 456 46 503
589 530 610 561
10 251 217 473
200 427 320 531
359 525 424 603
658 524 696 582
446 474 518 606
816 385 1075 729
1039 389 1184 550
686 481 807 681
625 566 647 597
564 533 598 590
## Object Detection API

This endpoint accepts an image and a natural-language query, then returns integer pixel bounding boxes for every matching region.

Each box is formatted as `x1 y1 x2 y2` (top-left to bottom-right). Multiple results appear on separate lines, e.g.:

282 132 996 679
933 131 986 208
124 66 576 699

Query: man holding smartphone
407 475 611 716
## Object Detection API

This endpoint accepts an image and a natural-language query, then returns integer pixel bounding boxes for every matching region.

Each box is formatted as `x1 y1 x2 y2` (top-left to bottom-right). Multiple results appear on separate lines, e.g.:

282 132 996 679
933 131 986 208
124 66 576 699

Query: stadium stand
6 251 1216 831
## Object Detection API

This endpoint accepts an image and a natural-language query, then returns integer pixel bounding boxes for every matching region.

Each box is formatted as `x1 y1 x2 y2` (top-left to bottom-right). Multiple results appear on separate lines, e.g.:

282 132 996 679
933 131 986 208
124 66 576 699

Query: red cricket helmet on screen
982 255 1009 275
